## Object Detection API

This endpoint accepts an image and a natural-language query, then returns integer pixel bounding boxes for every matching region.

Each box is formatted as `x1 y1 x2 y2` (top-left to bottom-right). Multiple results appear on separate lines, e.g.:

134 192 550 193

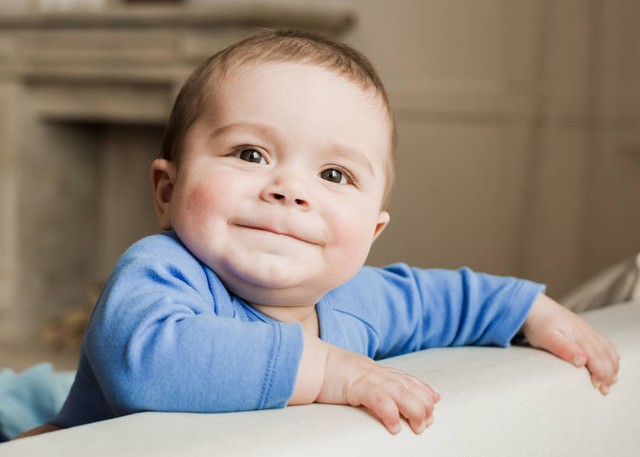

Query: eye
320 168 356 185
237 149 266 164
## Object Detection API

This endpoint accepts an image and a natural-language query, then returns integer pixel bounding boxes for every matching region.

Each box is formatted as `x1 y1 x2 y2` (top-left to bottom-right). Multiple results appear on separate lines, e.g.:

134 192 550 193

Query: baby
19 29 619 439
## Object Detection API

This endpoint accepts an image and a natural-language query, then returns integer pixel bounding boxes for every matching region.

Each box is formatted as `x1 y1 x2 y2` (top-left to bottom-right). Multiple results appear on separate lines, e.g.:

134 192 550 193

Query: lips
232 221 321 246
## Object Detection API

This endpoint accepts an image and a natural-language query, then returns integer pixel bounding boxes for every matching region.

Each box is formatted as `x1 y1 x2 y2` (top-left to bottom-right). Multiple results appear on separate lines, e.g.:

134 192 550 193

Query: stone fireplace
0 4 354 351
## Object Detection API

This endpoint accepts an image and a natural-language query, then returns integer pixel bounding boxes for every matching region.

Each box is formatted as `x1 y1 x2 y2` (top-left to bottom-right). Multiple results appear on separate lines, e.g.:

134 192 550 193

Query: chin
226 268 329 305
241 268 309 291
227 254 308 286
227 280 321 307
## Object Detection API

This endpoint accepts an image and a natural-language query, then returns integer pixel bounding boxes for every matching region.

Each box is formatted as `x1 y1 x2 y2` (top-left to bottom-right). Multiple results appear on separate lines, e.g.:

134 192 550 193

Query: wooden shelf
0 4 355 33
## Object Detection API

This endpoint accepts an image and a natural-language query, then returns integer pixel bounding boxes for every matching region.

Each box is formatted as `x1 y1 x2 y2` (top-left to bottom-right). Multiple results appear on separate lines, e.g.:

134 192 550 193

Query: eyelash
230 145 267 162
229 145 359 187
323 166 358 186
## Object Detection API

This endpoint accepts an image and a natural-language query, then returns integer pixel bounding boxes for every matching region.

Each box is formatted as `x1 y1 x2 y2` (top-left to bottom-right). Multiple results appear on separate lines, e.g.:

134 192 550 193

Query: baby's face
160 62 391 306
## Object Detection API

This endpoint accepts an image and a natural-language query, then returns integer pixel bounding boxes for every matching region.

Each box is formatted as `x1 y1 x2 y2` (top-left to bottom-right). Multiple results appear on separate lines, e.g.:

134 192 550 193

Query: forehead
203 61 392 167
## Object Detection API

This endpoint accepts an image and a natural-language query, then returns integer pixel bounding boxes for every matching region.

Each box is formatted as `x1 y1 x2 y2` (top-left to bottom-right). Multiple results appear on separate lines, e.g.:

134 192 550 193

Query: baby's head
160 30 397 208
152 30 396 307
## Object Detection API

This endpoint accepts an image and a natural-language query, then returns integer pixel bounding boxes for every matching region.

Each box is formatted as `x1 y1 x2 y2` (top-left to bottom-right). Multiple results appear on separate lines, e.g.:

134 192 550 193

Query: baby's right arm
290 333 439 435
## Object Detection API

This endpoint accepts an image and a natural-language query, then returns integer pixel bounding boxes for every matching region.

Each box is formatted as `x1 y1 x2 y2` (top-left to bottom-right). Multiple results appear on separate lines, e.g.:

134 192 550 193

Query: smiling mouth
234 224 318 245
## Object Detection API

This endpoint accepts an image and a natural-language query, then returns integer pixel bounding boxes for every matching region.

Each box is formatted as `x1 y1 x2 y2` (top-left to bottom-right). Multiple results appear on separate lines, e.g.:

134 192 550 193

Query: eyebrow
209 121 275 139
210 121 375 177
324 142 375 177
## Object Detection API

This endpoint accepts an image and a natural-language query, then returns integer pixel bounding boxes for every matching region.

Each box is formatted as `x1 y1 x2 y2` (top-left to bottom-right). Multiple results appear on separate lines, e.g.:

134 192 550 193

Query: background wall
0 0 639 367
338 0 640 299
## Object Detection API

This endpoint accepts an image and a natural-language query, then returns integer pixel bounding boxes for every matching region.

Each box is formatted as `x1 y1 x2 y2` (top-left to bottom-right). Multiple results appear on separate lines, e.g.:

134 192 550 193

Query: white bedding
2 302 638 456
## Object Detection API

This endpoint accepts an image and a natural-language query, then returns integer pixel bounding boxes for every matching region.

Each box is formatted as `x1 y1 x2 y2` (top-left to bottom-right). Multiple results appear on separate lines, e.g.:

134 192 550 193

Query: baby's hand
318 344 439 435
521 294 620 395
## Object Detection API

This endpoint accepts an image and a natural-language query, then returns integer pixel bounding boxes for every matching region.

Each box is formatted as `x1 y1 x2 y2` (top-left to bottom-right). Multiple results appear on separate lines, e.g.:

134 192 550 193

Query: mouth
234 223 319 246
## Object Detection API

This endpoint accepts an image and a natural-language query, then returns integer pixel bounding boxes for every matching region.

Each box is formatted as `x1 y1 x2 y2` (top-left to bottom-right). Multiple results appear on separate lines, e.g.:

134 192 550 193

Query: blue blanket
0 363 74 441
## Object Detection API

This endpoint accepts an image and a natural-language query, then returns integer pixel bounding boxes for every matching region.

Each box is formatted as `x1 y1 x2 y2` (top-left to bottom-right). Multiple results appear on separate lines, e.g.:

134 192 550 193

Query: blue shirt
52 232 545 428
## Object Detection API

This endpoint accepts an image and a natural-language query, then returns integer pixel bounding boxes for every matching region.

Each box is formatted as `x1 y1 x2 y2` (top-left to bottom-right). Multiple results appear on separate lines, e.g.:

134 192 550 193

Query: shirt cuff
489 280 546 347
258 322 304 409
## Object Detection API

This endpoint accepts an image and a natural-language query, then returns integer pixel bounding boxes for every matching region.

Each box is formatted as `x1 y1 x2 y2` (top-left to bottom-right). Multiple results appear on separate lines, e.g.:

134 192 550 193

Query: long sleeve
54 233 304 426
325 264 545 360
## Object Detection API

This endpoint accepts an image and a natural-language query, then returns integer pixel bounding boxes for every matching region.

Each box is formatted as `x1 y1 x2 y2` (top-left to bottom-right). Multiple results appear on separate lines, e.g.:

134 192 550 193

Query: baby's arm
521 294 620 395
63 234 308 420
289 333 440 435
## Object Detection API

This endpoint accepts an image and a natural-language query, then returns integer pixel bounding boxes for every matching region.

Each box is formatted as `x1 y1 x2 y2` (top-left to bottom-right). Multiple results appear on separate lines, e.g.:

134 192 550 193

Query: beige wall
0 0 639 353
339 0 640 298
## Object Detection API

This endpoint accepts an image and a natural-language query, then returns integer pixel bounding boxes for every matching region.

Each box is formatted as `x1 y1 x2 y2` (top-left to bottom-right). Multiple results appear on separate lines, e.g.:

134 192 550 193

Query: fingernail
613 375 618 384
572 355 585 367
424 416 434 428
391 423 402 434
593 381 601 389
601 385 610 395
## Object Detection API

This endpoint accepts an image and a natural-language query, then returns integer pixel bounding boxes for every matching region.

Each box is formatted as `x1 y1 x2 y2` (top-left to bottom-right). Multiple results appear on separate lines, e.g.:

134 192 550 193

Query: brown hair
160 29 397 208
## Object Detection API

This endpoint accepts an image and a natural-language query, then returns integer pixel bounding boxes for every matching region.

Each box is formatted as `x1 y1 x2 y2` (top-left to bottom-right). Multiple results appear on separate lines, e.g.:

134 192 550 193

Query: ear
151 158 177 231
372 211 390 242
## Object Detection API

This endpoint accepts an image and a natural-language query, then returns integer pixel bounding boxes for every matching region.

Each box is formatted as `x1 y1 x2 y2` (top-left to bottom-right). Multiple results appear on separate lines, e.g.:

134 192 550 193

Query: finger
386 369 440 404
371 372 435 434
604 340 621 375
585 348 615 393
600 339 620 386
358 387 402 434
404 372 441 403
382 371 437 434
593 369 612 395
546 331 587 367
392 385 434 434
599 383 611 396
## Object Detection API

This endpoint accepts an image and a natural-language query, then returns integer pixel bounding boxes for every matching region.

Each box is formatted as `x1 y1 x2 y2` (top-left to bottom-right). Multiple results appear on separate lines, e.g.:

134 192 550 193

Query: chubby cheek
171 174 234 249
323 206 376 279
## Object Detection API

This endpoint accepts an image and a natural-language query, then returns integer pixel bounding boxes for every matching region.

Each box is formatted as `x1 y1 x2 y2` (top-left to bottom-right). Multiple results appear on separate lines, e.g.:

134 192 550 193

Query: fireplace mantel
0 4 354 349
0 4 354 122
0 5 354 30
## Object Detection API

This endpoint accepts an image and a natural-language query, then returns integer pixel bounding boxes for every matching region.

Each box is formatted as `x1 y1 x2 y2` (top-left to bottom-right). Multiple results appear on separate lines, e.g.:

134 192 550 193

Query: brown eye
239 149 266 164
320 168 346 184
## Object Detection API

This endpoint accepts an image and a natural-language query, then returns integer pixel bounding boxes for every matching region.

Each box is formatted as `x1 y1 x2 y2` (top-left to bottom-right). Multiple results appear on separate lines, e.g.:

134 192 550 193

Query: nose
260 172 311 210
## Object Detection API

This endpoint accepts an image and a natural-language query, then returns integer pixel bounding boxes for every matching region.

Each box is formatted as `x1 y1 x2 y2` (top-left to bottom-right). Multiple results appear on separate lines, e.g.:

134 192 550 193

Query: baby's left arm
521 294 620 395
